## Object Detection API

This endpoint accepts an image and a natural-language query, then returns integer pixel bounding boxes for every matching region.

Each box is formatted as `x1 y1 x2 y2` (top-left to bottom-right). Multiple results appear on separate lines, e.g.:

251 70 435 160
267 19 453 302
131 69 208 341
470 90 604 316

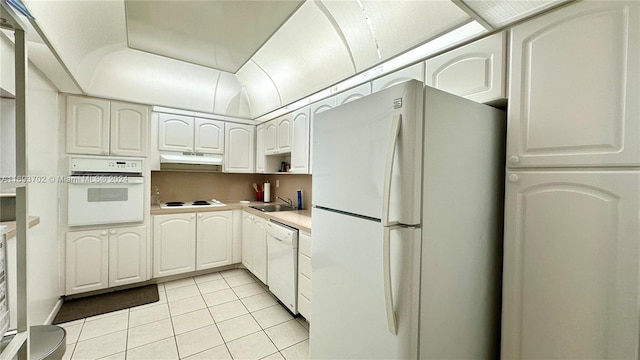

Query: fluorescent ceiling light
460 0 566 28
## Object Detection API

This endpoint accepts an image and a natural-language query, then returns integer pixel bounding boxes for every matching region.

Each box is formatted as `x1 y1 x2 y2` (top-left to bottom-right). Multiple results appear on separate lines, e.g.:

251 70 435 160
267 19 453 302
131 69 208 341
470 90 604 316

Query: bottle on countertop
297 189 302 210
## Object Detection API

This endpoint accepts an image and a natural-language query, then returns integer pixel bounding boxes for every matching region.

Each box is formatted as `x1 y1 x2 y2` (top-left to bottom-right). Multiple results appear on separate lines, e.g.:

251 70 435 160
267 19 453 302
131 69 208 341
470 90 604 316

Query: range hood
160 152 223 171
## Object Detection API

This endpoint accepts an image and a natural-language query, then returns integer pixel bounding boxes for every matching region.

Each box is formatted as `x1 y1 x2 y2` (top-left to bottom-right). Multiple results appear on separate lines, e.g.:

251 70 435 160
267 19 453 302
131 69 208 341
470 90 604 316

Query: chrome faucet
277 196 293 208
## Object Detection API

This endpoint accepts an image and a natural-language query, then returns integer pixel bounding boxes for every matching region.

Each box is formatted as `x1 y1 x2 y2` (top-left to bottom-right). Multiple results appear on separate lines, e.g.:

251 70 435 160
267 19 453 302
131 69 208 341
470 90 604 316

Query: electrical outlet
276 179 280 188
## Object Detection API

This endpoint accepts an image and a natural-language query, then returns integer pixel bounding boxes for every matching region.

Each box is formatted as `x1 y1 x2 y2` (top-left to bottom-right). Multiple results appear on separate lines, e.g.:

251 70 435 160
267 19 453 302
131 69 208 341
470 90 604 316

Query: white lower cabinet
66 225 148 295
196 211 233 270
297 231 312 320
153 211 233 278
502 170 640 359
241 211 267 284
153 213 196 277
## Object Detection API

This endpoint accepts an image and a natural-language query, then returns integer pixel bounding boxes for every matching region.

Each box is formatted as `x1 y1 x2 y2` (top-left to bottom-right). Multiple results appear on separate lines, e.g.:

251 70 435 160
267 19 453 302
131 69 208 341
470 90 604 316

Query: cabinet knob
110 230 116 235
191 214 196 219
508 156 520 165
100 231 107 236
508 174 520 183
198 214 203 219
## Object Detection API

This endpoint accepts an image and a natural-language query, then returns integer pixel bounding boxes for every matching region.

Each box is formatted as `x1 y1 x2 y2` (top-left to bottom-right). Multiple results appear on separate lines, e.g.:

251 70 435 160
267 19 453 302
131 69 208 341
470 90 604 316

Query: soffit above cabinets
124 0 304 73
21 0 570 120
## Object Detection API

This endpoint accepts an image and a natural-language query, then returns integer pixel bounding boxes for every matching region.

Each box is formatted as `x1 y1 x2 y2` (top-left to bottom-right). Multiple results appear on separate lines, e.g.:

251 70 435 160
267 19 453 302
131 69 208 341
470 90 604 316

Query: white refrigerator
310 80 505 359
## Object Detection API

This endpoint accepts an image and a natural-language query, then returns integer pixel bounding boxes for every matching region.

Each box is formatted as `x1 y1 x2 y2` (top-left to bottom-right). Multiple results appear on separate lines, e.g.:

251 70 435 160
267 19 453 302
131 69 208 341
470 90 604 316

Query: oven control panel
69 155 143 175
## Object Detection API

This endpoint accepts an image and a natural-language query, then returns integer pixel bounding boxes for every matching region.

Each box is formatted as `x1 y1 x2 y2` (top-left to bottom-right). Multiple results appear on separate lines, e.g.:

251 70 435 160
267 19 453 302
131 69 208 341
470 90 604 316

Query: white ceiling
124 0 304 73
19 0 566 120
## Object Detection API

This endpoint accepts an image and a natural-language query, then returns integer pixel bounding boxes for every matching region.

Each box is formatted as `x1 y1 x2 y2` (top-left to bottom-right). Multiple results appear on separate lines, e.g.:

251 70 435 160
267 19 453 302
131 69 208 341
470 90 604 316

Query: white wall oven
68 156 144 226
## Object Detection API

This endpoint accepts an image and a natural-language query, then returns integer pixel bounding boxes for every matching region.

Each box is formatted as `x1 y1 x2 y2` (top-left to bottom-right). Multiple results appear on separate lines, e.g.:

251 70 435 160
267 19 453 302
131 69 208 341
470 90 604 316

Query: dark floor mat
52 284 159 324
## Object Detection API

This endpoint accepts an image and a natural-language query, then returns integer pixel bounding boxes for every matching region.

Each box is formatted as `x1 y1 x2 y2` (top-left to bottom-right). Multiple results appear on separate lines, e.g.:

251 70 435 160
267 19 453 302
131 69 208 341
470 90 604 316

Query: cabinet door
241 212 255 272
502 170 640 359
309 97 336 175
110 101 149 157
507 1 639 167
426 32 506 103
291 107 310 174
256 124 265 173
276 115 292 153
66 96 110 155
224 123 255 173
372 63 425 93
66 230 109 294
109 226 147 287
335 83 371 105
153 213 196 277
194 118 224 154
264 120 277 155
252 216 268 284
298 231 312 320
158 114 194 152
196 211 233 270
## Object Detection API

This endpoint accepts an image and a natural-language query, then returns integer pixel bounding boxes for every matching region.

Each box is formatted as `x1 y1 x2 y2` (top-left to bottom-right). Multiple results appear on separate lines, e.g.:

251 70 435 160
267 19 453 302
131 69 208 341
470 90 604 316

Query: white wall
0 98 16 176
25 66 61 325
2 35 61 327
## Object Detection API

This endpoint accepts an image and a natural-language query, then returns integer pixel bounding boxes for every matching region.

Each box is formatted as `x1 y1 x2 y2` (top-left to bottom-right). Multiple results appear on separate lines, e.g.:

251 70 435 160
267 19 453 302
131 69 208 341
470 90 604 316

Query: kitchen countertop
151 202 312 233
0 216 41 239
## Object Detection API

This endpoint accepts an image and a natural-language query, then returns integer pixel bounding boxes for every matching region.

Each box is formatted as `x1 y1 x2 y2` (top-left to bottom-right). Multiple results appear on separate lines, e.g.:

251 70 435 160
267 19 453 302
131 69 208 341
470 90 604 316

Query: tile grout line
161 283 182 359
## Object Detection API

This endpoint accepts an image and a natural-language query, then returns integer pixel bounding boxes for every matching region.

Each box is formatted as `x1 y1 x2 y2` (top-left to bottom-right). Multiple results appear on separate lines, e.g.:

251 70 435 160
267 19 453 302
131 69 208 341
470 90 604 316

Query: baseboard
44 298 64 325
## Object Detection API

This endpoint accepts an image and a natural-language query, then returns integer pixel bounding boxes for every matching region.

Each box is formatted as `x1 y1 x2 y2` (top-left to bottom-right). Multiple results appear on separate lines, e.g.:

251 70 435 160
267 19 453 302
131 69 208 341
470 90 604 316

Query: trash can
30 325 66 360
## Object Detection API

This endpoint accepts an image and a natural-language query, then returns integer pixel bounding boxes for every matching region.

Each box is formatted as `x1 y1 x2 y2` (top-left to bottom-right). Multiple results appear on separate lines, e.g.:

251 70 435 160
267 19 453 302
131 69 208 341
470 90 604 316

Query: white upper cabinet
110 101 149 157
158 113 224 154
67 96 149 157
507 1 639 168
67 96 110 155
372 63 425 93
502 170 640 359
265 114 292 155
309 97 337 174
264 121 277 155
256 123 265 173
224 123 255 173
194 118 224 154
335 82 371 105
426 32 506 104
291 106 310 174
276 116 292 153
158 113 194 152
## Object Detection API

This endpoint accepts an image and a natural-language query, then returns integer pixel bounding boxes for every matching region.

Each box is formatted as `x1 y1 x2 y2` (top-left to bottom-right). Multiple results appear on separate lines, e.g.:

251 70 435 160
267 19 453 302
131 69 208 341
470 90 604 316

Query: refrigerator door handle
383 225 400 335
382 114 401 227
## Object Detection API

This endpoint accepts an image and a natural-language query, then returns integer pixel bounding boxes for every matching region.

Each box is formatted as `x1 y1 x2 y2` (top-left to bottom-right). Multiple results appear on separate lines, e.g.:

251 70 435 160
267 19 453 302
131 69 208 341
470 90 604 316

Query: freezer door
312 80 423 225
310 208 420 359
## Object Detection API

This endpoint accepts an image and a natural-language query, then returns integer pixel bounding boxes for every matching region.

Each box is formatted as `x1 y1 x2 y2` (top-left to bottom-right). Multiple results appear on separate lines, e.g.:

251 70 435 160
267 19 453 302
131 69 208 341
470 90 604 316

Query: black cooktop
164 202 185 207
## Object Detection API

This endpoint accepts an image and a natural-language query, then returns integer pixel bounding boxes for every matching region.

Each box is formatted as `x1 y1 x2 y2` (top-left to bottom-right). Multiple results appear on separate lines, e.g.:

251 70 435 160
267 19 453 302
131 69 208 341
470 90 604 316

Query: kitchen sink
249 204 297 212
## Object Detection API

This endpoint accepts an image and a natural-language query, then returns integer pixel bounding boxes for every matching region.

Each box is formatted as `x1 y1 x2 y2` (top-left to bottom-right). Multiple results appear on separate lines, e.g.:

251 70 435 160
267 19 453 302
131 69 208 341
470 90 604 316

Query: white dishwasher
266 220 298 314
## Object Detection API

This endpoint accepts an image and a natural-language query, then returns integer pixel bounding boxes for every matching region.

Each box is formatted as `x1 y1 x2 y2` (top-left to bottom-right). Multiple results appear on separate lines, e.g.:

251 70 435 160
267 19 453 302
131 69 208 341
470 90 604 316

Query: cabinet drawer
298 254 311 279
299 233 311 257
298 293 311 320
298 273 311 299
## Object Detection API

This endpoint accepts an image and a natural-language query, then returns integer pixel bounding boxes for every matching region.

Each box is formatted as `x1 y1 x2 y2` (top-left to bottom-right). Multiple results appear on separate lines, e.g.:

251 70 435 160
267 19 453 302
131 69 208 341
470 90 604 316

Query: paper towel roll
263 182 271 203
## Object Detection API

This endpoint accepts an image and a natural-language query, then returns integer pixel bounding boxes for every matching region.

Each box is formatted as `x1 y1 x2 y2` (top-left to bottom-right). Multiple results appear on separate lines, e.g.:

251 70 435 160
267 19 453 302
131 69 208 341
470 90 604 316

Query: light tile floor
60 269 310 360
